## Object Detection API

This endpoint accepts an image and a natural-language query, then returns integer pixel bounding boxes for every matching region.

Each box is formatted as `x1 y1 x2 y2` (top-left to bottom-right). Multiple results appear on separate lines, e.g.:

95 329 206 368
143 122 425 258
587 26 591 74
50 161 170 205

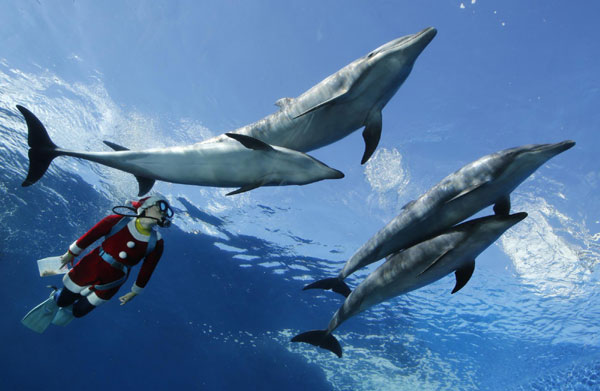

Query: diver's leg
72 286 120 318
72 297 96 318
55 287 81 307
61 250 102 298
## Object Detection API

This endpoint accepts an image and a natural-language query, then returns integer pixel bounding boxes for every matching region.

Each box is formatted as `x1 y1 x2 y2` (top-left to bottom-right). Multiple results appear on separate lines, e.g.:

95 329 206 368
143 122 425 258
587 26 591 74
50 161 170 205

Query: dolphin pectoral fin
303 277 351 297
293 89 349 119
361 110 382 164
444 182 488 205
493 195 511 216
135 176 156 196
418 248 453 276
291 330 342 358
225 133 274 151
451 260 475 294
226 182 263 196
103 140 129 151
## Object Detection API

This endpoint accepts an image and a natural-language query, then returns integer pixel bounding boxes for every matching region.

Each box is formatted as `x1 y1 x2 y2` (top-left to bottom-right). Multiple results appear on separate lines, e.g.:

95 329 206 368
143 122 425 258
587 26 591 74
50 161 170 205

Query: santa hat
130 194 168 215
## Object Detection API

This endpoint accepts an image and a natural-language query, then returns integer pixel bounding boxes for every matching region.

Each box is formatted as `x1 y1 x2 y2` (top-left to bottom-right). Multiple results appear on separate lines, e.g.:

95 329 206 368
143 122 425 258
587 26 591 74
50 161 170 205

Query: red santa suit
62 215 164 307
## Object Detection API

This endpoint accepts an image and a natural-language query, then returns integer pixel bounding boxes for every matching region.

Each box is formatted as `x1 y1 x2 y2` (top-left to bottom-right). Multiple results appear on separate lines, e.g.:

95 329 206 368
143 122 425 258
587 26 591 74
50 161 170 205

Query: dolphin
304 141 575 296
16 105 344 195
231 27 437 164
292 212 528 358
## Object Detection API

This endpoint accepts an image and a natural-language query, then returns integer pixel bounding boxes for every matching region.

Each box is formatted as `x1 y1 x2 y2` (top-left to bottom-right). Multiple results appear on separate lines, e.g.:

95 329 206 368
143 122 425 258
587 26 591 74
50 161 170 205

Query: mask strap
112 206 171 228
112 206 140 218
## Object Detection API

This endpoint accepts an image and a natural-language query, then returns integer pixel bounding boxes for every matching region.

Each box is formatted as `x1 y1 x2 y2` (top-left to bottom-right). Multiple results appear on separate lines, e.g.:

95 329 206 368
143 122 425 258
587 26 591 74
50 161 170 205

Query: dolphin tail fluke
303 277 351 297
291 330 342 358
17 105 61 187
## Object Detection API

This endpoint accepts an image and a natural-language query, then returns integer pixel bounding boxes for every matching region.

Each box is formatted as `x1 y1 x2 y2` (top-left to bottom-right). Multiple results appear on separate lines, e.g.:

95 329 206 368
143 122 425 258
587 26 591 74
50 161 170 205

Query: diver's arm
119 291 137 305
66 215 122 258
131 239 164 295
60 251 74 267
118 240 164 306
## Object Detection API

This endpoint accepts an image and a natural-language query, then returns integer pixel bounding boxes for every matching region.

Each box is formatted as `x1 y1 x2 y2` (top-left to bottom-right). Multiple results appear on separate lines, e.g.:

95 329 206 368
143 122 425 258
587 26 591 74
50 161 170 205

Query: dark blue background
0 142 333 390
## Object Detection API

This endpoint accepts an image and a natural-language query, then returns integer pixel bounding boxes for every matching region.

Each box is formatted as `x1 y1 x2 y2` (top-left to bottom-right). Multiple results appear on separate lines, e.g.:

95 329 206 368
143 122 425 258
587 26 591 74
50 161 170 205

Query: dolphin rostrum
232 27 437 164
16 105 344 195
292 212 527 357
304 141 575 296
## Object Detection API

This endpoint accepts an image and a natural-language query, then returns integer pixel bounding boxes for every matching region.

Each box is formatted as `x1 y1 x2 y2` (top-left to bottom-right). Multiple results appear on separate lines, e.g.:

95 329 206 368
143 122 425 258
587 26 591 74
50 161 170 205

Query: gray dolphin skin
292 212 528 357
16 29 435 194
304 140 575 296
17 105 344 196
231 27 437 164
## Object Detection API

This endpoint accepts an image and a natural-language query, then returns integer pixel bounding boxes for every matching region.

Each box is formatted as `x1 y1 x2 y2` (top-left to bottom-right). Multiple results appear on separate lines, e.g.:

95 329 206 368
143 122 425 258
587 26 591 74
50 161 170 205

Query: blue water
1 1 599 390
0 143 329 390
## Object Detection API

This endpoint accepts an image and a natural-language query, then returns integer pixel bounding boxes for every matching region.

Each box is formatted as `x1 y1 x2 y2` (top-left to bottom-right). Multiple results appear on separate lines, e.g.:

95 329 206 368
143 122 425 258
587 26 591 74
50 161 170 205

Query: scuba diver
22 194 174 333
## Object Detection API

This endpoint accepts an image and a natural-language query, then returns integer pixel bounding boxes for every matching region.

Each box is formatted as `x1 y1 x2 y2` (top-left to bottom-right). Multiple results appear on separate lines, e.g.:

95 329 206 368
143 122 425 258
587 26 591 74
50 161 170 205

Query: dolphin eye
367 52 375 59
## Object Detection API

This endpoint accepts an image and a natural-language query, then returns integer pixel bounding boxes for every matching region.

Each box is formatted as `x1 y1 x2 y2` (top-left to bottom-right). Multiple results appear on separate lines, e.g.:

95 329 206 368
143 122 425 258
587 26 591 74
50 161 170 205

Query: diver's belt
98 248 128 273
95 248 130 291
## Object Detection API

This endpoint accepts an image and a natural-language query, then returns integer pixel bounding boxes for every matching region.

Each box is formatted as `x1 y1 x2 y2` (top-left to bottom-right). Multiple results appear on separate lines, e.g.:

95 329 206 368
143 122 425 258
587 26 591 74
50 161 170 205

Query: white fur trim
87 292 108 306
137 195 165 214
80 287 93 297
62 273 87 293
127 219 150 242
131 284 144 294
69 241 84 256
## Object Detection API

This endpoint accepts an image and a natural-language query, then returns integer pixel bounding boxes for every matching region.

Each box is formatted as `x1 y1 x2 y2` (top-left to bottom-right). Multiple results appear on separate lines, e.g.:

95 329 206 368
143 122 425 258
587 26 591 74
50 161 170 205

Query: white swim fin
21 291 59 333
52 305 75 327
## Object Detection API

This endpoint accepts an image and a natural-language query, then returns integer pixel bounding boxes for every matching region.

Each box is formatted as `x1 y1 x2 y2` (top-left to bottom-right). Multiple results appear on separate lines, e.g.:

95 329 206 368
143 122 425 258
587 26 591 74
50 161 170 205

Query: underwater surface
1 1 599 390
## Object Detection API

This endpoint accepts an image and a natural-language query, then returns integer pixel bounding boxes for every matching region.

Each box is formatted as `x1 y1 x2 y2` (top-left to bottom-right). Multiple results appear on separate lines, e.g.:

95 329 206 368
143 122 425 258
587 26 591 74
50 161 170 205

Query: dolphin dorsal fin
226 182 264 196
225 133 274 151
401 200 416 210
361 110 382 164
451 260 475 294
493 195 511 215
135 176 156 196
103 140 153 194
275 97 294 109
103 140 129 151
